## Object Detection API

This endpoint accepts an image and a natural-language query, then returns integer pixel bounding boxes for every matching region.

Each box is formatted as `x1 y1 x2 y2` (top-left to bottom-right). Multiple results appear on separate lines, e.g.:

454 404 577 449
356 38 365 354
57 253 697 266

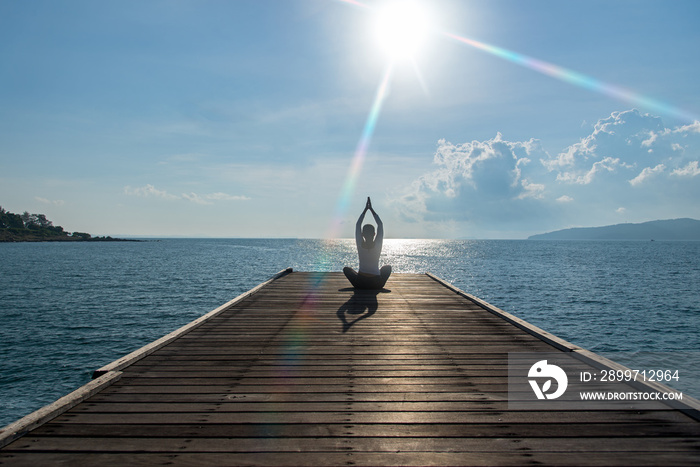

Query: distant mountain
528 218 700 241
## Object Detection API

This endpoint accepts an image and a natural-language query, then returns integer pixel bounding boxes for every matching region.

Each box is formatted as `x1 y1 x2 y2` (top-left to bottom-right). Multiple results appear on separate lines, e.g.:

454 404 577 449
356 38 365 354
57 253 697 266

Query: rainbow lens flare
327 63 394 240
444 32 698 123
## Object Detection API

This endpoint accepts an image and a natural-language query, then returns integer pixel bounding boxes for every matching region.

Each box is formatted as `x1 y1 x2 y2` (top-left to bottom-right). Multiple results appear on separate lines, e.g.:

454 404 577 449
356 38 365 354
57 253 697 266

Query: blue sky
1 0 699 238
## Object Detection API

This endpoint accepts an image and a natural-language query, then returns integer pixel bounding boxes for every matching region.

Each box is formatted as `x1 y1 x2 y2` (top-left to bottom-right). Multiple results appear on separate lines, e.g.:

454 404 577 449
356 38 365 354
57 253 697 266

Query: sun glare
374 2 431 60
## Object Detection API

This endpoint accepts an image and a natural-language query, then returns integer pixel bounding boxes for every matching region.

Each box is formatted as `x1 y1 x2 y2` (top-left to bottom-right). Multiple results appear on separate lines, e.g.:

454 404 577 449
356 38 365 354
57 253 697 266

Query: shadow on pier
336 288 390 333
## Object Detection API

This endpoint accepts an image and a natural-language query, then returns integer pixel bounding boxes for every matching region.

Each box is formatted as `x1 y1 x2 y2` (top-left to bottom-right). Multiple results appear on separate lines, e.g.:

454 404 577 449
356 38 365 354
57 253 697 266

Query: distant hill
528 218 700 241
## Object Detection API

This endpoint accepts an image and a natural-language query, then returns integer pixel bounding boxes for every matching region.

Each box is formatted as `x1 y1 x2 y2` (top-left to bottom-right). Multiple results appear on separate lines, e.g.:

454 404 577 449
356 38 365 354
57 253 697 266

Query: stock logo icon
528 360 568 400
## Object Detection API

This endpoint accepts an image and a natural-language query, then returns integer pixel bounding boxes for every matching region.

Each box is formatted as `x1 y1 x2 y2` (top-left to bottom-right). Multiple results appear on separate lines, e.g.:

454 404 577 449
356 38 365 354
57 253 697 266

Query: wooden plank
30 421 700 438
9 436 700 453
85 391 503 403
46 409 698 425
65 401 512 413
2 451 698 467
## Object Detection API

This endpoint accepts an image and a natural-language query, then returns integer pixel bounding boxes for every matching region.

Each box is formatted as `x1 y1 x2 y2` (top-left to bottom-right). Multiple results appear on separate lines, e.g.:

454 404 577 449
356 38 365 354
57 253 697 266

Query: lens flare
444 32 698 123
327 63 394 240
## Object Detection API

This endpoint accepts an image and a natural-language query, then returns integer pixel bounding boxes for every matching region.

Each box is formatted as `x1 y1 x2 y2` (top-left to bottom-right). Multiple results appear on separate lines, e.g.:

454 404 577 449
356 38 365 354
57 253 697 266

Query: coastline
0 235 143 243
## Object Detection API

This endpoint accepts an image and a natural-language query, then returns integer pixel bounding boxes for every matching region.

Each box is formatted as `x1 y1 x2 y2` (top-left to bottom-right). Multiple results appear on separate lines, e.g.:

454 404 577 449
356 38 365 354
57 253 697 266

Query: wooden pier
1 270 699 465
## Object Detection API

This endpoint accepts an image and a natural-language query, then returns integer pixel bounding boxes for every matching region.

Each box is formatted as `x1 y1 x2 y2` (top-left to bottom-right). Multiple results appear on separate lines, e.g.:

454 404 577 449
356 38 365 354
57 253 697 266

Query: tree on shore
0 206 129 242
21 212 54 229
0 207 24 229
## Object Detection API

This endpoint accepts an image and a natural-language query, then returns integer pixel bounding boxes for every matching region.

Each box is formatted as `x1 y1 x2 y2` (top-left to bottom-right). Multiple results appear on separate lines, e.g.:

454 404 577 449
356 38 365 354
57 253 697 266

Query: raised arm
355 206 368 245
369 207 383 242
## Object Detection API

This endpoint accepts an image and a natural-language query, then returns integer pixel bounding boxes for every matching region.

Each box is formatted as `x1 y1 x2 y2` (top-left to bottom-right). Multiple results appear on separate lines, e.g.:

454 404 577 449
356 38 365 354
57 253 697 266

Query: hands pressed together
364 196 375 214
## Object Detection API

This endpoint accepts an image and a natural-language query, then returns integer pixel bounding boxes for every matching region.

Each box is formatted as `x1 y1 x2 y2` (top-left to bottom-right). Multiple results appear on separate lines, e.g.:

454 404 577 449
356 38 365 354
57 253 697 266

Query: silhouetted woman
343 197 391 289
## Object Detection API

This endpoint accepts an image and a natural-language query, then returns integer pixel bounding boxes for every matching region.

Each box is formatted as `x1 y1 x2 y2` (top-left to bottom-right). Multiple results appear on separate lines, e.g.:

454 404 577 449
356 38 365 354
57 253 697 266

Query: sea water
1 239 699 427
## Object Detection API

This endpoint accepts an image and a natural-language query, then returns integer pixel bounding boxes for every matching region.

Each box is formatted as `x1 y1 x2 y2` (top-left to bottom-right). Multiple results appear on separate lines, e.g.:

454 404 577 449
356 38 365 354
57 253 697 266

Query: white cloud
672 121 700 135
543 109 700 189
546 110 670 184
205 192 251 201
393 133 552 228
542 109 664 173
616 207 627 214
124 184 249 204
34 197 65 206
672 161 700 177
182 192 251 205
432 133 546 196
182 192 210 205
556 195 574 203
556 157 628 185
629 164 666 186
641 131 658 148
124 184 179 200
518 179 545 199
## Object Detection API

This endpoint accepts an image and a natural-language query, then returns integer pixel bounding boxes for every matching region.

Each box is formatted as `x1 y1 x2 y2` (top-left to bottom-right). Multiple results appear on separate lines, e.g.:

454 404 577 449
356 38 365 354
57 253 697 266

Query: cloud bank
546 110 700 187
394 109 700 236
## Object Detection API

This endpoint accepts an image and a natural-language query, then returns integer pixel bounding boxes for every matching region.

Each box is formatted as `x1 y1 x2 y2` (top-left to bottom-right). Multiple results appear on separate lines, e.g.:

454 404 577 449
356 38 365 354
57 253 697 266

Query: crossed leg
343 265 392 290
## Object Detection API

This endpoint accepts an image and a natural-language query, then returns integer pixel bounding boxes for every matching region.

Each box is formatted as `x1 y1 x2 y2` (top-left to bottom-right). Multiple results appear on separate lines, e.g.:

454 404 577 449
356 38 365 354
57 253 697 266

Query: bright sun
374 2 431 60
